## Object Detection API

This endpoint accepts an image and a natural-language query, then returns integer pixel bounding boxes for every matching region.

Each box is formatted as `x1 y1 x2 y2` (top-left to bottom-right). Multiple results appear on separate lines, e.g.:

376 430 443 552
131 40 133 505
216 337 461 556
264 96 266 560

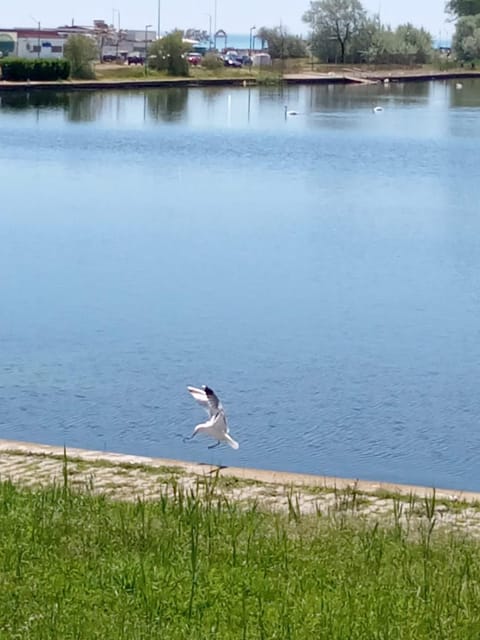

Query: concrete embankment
1 438 480 535
1 69 479 92
283 70 480 84
0 77 258 92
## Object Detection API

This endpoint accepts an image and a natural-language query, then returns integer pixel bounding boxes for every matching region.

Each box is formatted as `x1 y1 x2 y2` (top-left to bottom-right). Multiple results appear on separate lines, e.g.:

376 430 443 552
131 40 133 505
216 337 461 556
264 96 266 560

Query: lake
1 79 480 491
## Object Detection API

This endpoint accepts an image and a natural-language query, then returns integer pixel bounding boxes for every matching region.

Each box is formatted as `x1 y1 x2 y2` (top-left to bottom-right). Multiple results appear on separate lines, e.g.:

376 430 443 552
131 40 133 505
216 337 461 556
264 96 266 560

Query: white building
0 26 92 59
0 23 157 61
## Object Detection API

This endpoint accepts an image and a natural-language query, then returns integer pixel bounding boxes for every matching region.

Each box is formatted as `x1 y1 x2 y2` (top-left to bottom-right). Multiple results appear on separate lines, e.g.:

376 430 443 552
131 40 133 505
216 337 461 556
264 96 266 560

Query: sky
1 0 453 39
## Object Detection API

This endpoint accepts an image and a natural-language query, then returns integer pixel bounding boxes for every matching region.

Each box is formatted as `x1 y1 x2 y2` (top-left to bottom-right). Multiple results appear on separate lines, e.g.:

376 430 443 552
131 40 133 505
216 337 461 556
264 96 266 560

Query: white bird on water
185 385 239 450
284 105 300 117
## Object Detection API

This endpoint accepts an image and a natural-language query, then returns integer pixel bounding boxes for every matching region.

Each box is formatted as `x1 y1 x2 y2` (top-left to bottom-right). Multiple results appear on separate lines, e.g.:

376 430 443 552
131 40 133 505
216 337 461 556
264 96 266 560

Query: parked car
187 52 202 66
223 53 242 68
127 52 145 65
102 54 122 63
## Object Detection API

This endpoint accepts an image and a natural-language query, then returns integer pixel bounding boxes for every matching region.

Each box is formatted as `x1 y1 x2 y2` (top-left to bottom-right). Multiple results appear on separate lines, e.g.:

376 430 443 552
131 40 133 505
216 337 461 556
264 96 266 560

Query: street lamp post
213 0 217 43
145 24 152 75
157 0 161 39
249 25 256 55
203 13 212 49
112 8 120 30
37 21 41 57
112 8 121 60
31 16 41 57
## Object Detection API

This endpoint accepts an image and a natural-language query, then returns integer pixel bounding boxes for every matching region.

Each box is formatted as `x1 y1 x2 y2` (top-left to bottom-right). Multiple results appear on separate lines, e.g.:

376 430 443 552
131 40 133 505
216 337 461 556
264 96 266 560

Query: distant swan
284 106 300 117
372 105 384 113
455 82 463 90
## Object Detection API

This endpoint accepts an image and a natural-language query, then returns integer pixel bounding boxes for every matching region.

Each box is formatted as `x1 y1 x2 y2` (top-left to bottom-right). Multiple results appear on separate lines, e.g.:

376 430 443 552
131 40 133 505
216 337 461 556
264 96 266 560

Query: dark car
127 53 145 65
223 56 242 68
102 54 122 63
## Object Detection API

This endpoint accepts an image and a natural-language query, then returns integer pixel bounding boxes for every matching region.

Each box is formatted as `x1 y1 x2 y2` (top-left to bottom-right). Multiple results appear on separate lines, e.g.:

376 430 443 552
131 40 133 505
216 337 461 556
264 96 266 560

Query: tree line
258 0 480 64
447 0 480 61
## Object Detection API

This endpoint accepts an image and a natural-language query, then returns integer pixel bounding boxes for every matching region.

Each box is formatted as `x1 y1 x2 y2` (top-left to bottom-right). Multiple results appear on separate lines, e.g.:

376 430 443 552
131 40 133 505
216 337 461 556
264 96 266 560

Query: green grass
93 63 283 85
1 474 480 638
94 65 170 80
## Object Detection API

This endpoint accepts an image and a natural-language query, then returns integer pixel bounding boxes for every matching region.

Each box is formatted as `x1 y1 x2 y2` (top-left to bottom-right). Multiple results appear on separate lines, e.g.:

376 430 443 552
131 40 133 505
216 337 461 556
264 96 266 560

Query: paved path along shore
1 439 480 536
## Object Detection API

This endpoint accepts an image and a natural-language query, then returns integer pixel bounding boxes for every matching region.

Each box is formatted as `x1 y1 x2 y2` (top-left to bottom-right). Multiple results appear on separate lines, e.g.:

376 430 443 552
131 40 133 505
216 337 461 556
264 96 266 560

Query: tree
303 0 367 63
63 35 98 79
256 26 307 59
395 23 433 63
363 23 433 64
148 30 189 76
452 14 480 59
184 28 209 43
446 0 480 17
349 15 381 60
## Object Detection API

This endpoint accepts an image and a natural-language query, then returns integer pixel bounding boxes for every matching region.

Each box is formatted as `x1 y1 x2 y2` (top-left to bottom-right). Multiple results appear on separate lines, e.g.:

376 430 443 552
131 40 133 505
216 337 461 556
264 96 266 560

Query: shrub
0 57 70 81
201 52 223 70
63 35 98 79
148 30 190 77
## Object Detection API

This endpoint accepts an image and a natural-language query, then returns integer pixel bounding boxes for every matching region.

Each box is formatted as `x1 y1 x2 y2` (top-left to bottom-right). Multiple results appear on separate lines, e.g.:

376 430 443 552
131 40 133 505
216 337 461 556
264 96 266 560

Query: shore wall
0 438 478 504
1 70 480 93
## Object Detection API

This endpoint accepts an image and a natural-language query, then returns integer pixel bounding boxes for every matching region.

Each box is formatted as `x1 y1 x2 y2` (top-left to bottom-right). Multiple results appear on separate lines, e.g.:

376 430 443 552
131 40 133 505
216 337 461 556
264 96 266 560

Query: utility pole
31 16 41 57
213 0 217 46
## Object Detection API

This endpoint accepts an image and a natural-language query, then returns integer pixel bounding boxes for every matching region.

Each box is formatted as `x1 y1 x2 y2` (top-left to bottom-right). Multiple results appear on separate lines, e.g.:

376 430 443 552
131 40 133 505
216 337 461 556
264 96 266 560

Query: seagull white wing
187 386 209 411
187 385 223 418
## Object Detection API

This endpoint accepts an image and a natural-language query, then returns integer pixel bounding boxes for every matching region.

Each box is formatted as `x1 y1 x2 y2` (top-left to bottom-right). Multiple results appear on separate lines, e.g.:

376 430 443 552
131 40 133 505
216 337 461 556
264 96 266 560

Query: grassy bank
93 63 283 85
92 59 469 82
1 468 480 639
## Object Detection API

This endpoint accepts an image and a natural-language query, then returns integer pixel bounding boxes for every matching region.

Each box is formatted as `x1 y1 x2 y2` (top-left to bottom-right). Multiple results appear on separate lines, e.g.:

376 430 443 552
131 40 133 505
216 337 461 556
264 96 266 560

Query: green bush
202 52 223 70
63 35 97 79
0 57 70 81
148 30 190 77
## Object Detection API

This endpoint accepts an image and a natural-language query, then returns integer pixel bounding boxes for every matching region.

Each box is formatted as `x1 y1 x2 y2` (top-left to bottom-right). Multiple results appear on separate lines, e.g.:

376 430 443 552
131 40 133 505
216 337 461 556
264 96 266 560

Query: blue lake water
1 80 480 490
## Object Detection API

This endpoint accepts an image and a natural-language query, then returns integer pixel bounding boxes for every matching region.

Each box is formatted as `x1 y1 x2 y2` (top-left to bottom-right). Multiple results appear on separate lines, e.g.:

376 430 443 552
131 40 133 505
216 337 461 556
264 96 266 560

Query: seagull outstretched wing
187 385 223 418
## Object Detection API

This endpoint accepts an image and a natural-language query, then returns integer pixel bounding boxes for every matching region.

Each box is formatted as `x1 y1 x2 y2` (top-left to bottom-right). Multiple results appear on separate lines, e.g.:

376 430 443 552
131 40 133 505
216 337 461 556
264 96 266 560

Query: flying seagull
185 385 239 450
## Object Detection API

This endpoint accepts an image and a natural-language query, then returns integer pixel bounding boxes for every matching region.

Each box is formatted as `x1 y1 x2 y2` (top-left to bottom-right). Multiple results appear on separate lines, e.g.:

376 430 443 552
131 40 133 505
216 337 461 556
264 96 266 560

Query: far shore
1 67 479 92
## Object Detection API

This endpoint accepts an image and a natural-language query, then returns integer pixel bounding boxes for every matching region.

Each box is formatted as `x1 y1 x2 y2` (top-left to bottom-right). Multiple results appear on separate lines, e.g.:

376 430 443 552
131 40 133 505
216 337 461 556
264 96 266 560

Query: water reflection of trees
309 81 430 113
0 90 69 111
145 89 188 122
449 79 480 108
66 92 103 122
0 90 103 121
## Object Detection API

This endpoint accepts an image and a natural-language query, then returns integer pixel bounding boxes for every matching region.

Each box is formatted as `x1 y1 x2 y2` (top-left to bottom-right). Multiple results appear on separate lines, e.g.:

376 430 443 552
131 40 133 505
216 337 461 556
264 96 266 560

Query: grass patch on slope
1 473 480 638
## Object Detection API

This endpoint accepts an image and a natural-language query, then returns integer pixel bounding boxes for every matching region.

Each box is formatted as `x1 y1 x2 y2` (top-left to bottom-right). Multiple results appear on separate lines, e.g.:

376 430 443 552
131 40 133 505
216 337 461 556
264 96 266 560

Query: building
0 28 67 58
0 26 93 59
102 29 157 59
0 23 157 61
